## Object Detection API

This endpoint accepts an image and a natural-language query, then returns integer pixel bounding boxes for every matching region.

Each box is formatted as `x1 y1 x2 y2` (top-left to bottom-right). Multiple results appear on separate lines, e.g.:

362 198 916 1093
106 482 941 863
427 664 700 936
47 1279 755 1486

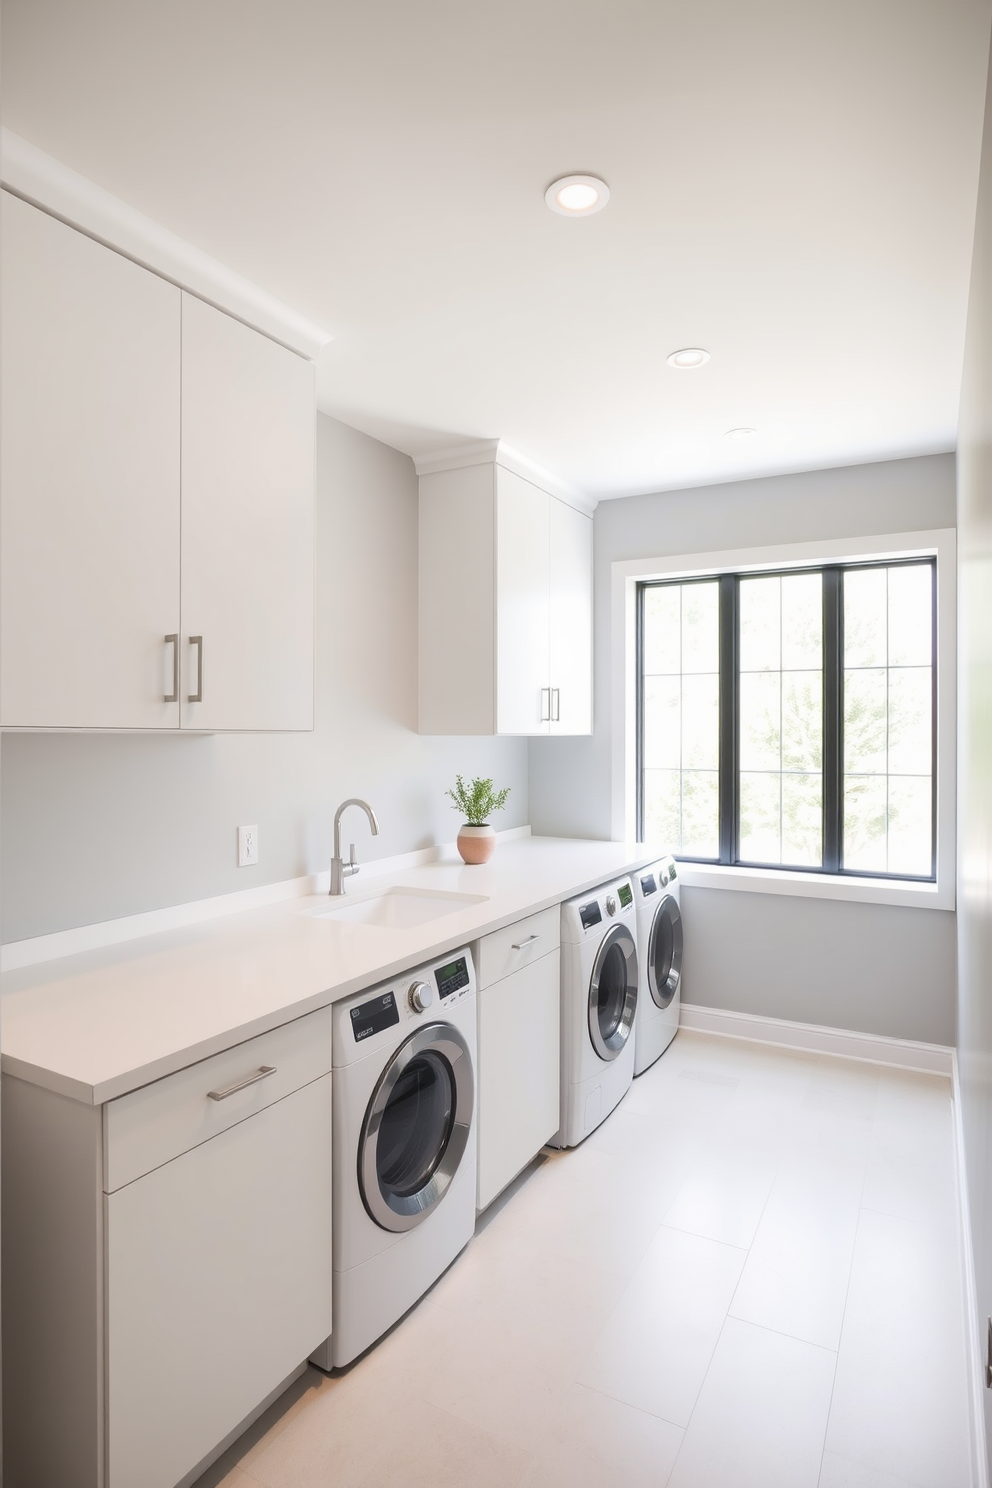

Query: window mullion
719 573 738 865
822 568 841 872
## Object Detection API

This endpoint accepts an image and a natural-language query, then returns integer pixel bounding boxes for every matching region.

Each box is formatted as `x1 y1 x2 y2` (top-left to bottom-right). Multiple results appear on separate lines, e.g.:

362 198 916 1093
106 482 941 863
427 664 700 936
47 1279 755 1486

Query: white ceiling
4 0 991 499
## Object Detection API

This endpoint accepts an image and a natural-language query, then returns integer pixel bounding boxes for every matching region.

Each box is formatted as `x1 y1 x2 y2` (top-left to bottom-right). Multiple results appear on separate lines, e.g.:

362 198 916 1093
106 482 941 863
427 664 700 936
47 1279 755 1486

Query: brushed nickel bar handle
188 636 203 703
511 934 541 950
164 634 179 703
551 688 560 722
207 1065 276 1101
541 687 551 722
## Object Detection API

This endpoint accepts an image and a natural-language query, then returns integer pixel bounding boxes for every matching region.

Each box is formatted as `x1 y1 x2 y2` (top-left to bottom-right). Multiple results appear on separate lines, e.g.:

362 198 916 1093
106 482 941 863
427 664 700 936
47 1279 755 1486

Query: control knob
408 980 434 1014
605 894 617 917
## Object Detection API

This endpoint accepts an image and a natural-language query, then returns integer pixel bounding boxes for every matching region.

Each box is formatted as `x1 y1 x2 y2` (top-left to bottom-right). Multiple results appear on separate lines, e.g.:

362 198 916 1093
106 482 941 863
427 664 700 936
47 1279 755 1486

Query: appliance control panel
347 947 476 1043
576 878 636 936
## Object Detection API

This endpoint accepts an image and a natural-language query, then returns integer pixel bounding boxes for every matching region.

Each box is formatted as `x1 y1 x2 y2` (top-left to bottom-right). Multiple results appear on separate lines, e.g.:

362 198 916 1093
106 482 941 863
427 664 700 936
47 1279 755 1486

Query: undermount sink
312 886 489 930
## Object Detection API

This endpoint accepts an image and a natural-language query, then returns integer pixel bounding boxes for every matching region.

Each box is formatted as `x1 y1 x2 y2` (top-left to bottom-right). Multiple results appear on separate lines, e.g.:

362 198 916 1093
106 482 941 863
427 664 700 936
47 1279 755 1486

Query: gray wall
0 415 529 943
531 454 957 1044
956 25 992 1476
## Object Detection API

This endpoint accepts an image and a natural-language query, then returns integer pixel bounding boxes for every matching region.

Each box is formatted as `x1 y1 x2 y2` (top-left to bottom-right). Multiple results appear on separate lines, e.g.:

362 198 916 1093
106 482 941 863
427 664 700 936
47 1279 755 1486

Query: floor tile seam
651 1304 743 1481
223 1453 265 1487
717 1136 791 1305
817 1171 871 1479
425 1397 540 1471
569 1376 690 1434
823 1446 946 1488
724 1301 844 1355
857 1201 960 1234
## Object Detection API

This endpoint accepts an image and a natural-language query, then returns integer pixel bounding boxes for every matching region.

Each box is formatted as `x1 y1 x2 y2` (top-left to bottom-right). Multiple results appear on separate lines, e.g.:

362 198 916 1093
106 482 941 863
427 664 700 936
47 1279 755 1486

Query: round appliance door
359 1022 474 1233
648 894 683 1009
588 923 638 1061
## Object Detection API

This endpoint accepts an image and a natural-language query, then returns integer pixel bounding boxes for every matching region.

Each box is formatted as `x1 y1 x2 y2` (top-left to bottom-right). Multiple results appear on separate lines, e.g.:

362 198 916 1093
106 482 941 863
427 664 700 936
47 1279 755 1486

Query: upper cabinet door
549 498 592 735
1 192 181 729
180 295 315 732
496 468 551 735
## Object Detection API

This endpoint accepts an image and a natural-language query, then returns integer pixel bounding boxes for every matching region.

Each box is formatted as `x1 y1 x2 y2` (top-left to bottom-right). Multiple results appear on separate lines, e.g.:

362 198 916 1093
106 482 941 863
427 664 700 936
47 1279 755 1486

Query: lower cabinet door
106 1075 331 1488
477 950 560 1211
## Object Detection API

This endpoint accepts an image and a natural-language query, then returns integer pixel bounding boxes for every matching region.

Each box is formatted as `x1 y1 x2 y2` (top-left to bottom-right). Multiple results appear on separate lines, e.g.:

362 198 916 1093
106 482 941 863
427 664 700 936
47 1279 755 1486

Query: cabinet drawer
107 1074 331 1488
104 1007 330 1192
476 906 560 989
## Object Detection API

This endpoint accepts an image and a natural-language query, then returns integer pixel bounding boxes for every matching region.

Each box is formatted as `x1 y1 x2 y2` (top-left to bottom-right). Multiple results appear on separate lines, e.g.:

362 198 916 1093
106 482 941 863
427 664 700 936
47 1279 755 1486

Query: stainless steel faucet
330 798 380 895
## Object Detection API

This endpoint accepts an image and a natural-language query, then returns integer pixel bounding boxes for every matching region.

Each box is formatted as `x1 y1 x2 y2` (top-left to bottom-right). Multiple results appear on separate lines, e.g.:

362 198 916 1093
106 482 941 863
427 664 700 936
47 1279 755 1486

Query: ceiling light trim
545 174 610 217
0 129 333 361
666 348 710 369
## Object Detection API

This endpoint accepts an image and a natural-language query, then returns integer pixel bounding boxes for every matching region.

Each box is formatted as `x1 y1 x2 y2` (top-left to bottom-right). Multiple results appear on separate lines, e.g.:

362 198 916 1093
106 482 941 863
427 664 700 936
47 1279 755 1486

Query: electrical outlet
238 825 258 868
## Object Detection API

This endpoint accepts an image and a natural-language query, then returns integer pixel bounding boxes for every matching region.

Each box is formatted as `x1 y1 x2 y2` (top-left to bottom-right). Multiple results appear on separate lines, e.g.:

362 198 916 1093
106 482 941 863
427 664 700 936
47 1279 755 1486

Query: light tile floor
194 1032 972 1488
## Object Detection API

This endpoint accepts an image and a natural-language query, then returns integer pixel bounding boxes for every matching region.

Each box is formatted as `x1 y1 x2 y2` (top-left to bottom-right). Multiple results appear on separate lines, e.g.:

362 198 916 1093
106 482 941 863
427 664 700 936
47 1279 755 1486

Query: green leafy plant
446 775 510 825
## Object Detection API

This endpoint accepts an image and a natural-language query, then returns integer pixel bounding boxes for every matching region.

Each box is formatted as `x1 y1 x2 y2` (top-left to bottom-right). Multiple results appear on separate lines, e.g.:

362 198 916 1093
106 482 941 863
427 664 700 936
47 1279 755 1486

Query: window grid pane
842 563 933 876
637 559 935 883
641 581 720 858
738 574 823 868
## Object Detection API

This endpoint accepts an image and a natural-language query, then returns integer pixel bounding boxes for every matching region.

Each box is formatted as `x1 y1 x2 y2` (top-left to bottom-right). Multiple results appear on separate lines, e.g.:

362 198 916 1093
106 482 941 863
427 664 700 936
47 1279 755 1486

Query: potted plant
446 775 510 864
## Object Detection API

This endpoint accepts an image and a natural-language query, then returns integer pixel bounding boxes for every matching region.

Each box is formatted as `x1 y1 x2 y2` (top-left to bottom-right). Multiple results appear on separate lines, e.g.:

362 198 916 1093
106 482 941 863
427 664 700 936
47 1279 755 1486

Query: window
638 559 936 881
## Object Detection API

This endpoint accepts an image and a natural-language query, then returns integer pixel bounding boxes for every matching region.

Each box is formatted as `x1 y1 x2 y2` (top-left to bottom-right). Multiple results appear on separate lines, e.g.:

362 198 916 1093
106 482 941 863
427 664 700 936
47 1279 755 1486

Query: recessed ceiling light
724 427 757 439
545 175 610 216
667 348 710 369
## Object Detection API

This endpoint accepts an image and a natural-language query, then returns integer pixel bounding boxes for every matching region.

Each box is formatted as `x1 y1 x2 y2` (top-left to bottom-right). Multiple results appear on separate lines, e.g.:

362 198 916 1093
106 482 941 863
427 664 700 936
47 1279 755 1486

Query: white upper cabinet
419 454 592 735
0 192 315 733
180 295 314 732
496 468 551 734
1 191 182 729
548 495 592 735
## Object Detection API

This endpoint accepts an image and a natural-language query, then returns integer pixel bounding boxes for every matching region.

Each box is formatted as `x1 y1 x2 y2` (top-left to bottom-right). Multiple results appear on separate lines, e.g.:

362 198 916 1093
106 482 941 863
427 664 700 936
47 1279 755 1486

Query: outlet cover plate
238 825 259 868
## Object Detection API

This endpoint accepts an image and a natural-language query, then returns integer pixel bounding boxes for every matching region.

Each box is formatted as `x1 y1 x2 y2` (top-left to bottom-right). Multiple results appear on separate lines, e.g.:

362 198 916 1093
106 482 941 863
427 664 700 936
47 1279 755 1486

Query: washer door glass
648 895 683 1009
360 1023 474 1233
588 923 638 1061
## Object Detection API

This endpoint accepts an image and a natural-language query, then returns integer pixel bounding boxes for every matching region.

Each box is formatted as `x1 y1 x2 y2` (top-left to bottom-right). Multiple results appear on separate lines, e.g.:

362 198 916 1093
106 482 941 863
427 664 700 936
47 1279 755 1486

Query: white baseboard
951 1051 989 1488
678 1001 954 1076
0 826 533 973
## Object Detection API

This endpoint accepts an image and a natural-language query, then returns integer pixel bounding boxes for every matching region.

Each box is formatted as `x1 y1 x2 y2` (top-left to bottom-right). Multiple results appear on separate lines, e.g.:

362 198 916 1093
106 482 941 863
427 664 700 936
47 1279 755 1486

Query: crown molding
414 438 596 515
1 129 333 361
413 439 501 476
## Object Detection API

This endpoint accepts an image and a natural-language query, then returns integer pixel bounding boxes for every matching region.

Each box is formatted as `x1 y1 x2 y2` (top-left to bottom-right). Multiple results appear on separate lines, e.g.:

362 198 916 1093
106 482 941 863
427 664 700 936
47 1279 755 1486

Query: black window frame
636 557 937 883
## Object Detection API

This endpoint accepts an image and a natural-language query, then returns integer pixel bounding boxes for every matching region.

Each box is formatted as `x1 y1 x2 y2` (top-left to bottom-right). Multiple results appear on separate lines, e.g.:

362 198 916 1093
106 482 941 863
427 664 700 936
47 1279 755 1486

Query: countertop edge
1 841 661 1105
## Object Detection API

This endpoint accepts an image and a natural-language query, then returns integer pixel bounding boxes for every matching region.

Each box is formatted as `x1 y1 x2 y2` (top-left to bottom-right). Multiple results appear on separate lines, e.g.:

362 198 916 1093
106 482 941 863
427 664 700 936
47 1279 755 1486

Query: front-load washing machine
632 855 683 1076
553 877 639 1148
313 948 477 1370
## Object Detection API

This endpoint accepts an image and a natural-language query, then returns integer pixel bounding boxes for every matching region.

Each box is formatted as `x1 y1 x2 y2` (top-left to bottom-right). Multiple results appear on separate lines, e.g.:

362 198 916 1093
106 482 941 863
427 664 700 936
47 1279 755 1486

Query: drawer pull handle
207 1065 276 1101
511 934 541 950
164 634 179 703
188 635 203 704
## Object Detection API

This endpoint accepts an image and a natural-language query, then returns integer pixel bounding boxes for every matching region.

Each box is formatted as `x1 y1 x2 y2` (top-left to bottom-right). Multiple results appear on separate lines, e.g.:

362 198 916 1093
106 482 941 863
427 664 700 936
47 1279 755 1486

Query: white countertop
1 836 654 1105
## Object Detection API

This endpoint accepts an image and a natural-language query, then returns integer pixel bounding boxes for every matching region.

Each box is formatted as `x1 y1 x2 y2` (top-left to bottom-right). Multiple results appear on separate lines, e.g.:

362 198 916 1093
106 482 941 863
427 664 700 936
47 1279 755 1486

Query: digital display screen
580 901 602 929
640 874 657 896
618 883 633 909
351 991 399 1043
435 955 470 999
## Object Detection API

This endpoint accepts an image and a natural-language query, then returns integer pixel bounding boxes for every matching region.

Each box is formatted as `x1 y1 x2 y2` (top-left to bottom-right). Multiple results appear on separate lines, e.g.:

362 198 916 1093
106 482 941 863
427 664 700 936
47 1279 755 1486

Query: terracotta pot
457 823 496 865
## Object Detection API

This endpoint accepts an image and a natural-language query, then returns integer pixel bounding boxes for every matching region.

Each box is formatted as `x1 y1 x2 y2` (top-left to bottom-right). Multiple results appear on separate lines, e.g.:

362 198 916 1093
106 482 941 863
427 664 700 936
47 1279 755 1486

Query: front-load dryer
313 948 477 1370
553 877 639 1148
632 856 683 1076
